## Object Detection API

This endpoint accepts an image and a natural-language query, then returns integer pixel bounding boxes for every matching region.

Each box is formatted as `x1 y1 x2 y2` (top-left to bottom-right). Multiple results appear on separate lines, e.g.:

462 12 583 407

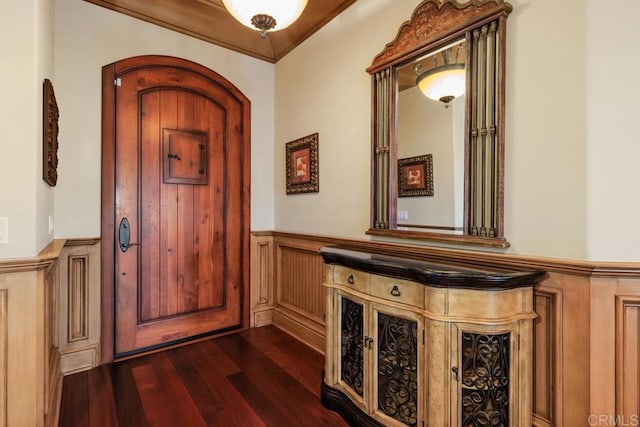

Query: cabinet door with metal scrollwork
372 304 424 427
460 332 511 427
338 294 366 405
449 325 514 427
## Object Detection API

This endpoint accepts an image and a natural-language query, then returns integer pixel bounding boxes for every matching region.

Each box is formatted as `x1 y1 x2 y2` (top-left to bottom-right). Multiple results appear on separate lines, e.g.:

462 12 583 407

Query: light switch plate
0 217 8 244
397 210 409 221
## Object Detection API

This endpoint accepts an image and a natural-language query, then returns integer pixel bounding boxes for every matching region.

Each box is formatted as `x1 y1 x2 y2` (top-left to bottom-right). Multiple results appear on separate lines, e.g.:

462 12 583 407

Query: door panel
138 90 224 321
107 57 249 356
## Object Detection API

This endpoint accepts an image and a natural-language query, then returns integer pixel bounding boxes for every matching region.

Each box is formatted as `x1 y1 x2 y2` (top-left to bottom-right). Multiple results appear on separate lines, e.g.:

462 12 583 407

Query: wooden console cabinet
320 247 545 426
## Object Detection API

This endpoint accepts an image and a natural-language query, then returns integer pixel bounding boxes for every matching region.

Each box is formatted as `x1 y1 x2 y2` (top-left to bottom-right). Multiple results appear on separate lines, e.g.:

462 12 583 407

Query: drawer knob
390 285 401 297
347 274 355 284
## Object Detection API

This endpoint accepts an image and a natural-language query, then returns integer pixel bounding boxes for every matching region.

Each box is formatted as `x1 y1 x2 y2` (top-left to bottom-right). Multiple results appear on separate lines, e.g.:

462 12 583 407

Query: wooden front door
101 56 250 357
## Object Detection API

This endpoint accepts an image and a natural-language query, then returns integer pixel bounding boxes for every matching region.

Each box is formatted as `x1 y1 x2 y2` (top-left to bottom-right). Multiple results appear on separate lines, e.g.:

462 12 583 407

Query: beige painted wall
3 0 639 261
53 0 276 240
586 0 640 262
0 0 55 258
275 0 417 240
274 0 601 260
505 0 587 258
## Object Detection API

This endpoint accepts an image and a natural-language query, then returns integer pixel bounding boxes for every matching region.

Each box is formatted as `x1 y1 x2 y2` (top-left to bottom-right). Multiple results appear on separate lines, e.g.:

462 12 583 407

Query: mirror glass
396 39 466 234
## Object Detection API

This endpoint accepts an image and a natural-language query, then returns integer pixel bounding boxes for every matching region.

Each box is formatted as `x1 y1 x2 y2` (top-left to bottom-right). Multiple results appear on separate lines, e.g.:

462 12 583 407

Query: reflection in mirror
396 40 466 234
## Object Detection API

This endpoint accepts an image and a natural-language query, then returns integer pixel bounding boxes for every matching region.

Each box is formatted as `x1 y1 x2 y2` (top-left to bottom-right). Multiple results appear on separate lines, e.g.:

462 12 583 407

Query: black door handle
119 217 140 252
167 153 181 161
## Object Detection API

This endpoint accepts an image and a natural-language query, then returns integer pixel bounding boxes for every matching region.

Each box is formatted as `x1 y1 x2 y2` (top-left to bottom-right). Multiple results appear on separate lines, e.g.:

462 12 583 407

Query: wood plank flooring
59 325 348 427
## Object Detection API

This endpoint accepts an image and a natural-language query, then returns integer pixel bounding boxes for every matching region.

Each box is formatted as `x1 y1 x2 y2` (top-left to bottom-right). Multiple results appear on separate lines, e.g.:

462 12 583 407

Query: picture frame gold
286 133 319 194
398 154 433 197
43 79 59 187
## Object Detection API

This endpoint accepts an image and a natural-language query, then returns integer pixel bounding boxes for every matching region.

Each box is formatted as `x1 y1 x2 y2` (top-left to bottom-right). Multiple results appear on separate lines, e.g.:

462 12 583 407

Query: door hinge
422 329 425 345
114 78 122 87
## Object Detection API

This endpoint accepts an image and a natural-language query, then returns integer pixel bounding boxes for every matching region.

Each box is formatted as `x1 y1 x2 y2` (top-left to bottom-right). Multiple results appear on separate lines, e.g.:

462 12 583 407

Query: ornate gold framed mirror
366 0 511 248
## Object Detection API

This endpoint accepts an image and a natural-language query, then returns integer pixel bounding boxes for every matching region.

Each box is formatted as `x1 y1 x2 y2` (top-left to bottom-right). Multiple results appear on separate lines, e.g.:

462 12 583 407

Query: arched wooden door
101 56 250 358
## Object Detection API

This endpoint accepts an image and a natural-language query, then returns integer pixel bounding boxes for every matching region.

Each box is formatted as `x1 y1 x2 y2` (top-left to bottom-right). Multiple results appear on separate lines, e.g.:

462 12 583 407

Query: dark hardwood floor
59 325 348 427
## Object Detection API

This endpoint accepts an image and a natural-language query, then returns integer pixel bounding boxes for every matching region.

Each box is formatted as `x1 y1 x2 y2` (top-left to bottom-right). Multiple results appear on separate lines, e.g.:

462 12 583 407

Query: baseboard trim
272 308 325 353
60 346 99 375
252 308 274 327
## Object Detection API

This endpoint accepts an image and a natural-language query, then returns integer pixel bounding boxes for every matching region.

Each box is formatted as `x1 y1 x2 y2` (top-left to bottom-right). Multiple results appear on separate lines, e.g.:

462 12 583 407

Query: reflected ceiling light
414 46 465 108
221 0 309 38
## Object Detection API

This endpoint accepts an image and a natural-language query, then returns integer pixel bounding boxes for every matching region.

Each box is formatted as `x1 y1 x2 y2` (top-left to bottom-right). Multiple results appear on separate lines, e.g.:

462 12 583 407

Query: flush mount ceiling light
221 0 309 38
414 46 465 108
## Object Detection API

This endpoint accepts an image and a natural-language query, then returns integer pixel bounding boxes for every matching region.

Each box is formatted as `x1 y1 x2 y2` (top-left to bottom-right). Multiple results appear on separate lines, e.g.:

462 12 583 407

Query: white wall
274 0 603 260
505 0 587 258
53 0 275 239
586 0 640 262
4 0 639 262
275 0 419 239
0 0 55 258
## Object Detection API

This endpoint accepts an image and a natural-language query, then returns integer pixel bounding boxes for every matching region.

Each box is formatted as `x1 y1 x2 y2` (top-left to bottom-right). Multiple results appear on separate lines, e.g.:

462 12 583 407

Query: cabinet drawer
370 275 424 309
334 266 370 293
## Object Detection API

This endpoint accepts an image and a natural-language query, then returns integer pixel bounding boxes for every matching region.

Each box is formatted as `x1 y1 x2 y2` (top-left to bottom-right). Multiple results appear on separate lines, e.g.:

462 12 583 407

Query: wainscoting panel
616 295 640 421
58 239 101 375
277 245 324 320
0 290 7 427
44 257 61 423
533 286 561 426
591 277 640 424
273 236 330 352
0 240 64 427
68 255 89 342
250 233 274 327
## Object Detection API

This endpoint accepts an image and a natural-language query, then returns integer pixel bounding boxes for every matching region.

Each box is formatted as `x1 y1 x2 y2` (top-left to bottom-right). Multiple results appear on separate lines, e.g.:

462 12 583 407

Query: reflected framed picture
286 133 319 194
398 154 433 197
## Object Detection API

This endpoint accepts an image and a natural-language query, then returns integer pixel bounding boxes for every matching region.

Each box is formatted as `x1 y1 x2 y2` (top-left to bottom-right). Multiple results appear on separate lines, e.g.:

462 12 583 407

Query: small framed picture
286 133 319 194
398 154 433 197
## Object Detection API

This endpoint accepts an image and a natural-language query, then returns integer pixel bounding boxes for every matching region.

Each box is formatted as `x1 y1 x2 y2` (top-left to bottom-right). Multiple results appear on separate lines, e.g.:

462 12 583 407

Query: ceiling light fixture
221 0 309 38
414 46 465 108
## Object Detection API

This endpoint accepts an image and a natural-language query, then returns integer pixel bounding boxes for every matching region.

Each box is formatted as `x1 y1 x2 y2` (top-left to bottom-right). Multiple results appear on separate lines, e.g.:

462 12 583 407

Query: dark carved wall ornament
461 332 510 426
43 78 60 186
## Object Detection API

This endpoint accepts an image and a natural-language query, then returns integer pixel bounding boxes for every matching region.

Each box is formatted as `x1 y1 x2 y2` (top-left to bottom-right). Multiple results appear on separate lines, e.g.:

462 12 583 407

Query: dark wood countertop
320 246 546 291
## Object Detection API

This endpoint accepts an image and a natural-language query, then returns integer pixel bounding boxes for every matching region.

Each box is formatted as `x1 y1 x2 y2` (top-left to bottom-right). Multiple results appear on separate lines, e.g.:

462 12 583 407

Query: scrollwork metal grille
461 332 510 426
341 297 364 396
377 312 418 426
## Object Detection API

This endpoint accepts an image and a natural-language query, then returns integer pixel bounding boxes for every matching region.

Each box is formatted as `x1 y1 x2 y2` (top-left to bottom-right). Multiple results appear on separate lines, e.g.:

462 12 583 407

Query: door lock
119 217 140 252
